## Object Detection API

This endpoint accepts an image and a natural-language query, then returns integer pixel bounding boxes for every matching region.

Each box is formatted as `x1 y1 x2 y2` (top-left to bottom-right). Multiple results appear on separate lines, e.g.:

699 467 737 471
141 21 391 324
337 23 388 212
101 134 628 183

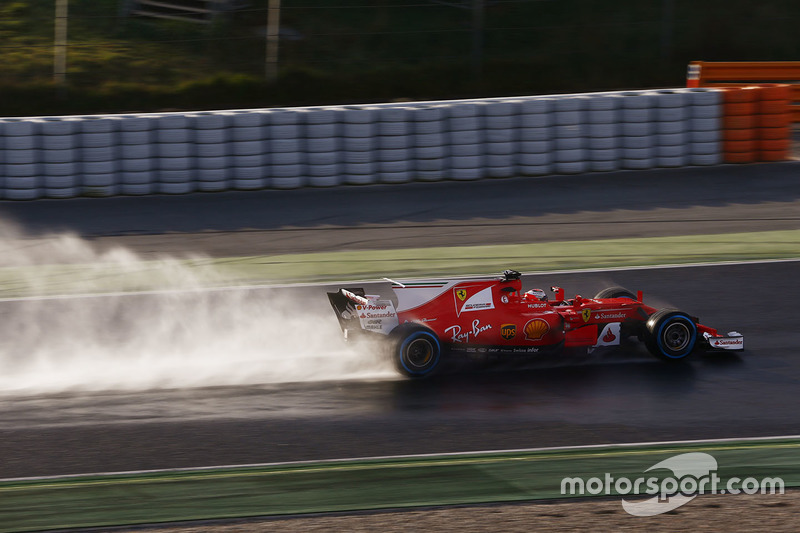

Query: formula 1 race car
328 270 743 377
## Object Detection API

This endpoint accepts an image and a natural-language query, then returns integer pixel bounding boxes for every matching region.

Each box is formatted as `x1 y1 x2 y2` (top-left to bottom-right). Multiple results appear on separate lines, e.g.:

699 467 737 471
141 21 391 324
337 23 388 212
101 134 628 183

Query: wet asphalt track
0 261 798 479
0 162 799 479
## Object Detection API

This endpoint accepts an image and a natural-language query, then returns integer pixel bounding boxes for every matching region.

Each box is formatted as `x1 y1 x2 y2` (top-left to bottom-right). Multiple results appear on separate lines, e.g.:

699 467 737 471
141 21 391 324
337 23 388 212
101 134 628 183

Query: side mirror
550 286 565 302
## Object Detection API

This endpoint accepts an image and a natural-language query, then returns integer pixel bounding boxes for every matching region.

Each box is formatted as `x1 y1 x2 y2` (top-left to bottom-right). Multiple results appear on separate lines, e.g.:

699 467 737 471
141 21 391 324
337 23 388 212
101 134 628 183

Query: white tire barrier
154 114 193 195
413 105 448 181
447 102 483 180
482 100 517 178
119 114 156 196
35 117 81 198
189 111 231 191
619 92 657 170
1 119 41 199
654 89 689 167
378 107 412 184
0 89 730 199
553 97 587 174
304 107 341 187
687 89 723 166
517 97 554 175
341 106 379 185
266 108 303 189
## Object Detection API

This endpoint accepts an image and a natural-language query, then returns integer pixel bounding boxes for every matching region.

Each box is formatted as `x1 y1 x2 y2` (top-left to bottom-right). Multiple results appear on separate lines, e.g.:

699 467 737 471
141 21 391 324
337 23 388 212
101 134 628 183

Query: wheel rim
662 322 691 352
405 338 434 369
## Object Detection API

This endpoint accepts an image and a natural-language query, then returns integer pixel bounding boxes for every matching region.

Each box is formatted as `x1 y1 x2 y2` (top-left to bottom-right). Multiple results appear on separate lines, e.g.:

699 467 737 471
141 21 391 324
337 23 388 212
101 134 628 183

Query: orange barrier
721 87 758 163
757 84 791 161
687 61 800 122
718 85 792 163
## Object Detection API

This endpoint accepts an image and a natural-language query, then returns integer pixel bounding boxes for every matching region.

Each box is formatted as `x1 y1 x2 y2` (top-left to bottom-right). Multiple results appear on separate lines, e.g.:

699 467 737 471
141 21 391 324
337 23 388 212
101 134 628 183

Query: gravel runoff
124 491 798 532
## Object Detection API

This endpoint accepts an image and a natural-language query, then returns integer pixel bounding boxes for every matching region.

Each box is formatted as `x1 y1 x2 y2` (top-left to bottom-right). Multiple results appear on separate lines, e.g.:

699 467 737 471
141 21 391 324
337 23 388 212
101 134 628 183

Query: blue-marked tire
645 309 697 361
389 324 442 378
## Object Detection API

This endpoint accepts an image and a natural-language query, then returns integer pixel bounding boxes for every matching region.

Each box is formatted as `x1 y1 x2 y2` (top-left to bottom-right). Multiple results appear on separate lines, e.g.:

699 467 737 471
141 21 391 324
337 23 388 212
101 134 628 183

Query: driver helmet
524 288 547 301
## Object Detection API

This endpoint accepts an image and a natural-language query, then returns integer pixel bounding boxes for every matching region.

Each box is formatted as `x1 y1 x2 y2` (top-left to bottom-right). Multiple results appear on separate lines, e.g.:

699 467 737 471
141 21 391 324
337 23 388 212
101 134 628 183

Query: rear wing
327 288 399 337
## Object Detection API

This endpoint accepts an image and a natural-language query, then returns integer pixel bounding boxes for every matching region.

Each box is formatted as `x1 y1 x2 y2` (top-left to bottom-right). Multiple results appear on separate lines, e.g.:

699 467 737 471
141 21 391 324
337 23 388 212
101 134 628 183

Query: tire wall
0 87 789 200
719 84 793 163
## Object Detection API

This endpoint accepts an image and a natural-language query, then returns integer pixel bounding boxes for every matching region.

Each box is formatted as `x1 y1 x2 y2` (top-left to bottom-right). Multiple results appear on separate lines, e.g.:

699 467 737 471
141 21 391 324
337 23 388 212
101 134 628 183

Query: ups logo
500 324 517 340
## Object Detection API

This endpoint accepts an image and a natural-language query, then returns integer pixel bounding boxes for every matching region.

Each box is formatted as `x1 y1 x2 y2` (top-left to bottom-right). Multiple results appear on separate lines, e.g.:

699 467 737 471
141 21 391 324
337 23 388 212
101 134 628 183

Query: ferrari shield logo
582 308 591 322
454 285 495 316
500 324 517 340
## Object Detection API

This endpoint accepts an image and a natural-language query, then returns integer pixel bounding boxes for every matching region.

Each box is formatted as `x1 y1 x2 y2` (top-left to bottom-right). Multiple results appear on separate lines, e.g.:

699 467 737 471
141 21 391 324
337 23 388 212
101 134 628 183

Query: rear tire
389 324 442 378
594 286 637 300
644 309 697 361
595 287 641 340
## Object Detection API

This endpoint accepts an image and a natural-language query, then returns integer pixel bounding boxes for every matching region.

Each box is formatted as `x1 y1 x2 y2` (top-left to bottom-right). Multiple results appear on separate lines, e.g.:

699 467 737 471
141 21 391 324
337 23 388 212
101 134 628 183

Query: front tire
389 324 442 378
644 309 698 361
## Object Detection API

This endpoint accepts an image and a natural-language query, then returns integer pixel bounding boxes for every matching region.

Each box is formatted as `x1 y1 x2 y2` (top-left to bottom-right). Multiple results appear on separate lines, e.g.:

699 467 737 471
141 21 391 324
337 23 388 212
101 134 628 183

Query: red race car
328 270 743 377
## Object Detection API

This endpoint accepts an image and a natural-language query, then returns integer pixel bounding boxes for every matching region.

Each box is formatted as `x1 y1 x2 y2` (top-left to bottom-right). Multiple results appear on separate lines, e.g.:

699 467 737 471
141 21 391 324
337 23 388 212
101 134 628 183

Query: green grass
1 229 798 298
1 437 797 532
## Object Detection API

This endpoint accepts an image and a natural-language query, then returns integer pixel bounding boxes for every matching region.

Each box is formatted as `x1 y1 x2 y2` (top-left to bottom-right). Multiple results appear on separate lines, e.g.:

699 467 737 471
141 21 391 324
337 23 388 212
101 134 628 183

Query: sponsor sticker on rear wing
355 300 399 335
328 288 400 337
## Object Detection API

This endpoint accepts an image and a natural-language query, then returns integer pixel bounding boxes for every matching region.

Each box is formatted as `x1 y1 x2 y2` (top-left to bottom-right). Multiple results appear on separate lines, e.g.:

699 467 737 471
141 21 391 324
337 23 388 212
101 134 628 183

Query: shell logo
524 318 549 341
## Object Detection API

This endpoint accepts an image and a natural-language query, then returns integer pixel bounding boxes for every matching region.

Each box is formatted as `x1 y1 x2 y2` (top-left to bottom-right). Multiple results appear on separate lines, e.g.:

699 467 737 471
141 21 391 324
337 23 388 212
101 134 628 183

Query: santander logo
592 323 622 349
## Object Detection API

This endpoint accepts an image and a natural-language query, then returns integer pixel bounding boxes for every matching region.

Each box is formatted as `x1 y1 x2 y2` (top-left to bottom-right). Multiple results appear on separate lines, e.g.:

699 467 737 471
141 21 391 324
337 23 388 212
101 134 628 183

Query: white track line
3 433 799 484
0 257 797 303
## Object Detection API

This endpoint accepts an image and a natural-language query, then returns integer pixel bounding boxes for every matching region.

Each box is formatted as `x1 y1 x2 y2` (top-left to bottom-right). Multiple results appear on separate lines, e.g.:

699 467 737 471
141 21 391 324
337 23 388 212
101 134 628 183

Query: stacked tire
553 96 587 174
654 89 690 168
620 92 656 170
517 97 552 176
482 100 517 178
156 114 194 194
342 107 377 185
80 116 120 197
119 115 156 196
586 94 621 172
305 107 341 187
268 109 304 189
2 119 40 200
720 87 759 164
227 110 270 191
687 88 723 166
377 107 413 184
447 103 483 181
412 105 448 182
190 112 231 192
39 117 80 198
756 84 792 161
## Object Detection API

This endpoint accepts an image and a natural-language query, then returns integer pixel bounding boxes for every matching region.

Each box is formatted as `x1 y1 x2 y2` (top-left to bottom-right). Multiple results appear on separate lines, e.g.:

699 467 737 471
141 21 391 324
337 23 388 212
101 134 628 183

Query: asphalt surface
0 261 798 479
0 162 798 479
0 162 798 259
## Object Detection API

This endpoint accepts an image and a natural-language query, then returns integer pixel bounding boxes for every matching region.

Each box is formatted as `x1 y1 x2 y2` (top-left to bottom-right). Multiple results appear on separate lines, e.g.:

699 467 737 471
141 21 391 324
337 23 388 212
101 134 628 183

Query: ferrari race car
328 270 743 378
